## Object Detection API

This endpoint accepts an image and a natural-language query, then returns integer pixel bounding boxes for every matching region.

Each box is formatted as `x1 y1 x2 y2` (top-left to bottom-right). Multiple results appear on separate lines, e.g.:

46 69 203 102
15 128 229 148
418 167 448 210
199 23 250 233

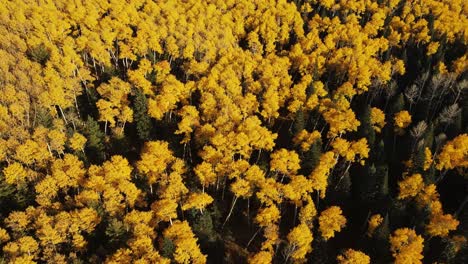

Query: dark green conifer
133 89 152 141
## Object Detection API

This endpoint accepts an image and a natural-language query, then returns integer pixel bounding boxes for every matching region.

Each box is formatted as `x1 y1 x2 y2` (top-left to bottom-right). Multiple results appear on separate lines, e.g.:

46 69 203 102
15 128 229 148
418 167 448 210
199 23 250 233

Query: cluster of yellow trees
0 0 466 263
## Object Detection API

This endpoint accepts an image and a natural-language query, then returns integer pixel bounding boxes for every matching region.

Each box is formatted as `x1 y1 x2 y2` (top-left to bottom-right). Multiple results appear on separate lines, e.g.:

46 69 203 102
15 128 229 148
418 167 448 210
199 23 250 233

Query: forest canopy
0 0 467 263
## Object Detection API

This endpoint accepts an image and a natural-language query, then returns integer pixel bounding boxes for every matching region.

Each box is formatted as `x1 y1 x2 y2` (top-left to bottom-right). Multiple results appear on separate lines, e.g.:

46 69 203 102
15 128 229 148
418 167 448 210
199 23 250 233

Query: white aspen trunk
58 105 68 124
222 196 238 228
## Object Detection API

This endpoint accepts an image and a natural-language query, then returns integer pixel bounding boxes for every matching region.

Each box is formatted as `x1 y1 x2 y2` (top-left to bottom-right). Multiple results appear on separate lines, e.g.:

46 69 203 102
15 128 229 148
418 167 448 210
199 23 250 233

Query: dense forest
0 0 467 263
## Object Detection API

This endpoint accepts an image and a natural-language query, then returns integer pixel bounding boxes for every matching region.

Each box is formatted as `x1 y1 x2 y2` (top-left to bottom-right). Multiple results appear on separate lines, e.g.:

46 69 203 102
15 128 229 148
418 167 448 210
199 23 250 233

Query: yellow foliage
319 206 347 240
299 197 317 227
293 130 321 151
450 235 467 254
255 205 281 228
96 77 133 131
286 223 313 261
249 251 272 264
415 184 439 210
426 212 459 237
320 99 361 138
394 111 412 133
398 174 424 200
68 132 87 152
436 134 468 170
389 228 424 264
182 192 214 212
231 178 253 198
332 138 369 163
48 129 67 154
164 221 206 264
282 175 313 206
423 147 433 171
256 178 283 206
194 162 217 187
152 198 178 224
310 151 337 198
367 214 383 237
175 105 200 144
426 42 440 56
337 249 371 264
370 107 386 133
3 236 39 259
137 141 176 185
0 228 10 243
2 162 28 185
0 0 466 261
270 148 301 176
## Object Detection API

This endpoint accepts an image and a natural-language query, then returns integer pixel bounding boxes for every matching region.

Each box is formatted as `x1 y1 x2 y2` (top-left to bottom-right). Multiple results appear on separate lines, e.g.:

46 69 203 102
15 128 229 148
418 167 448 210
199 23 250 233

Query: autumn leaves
0 0 466 263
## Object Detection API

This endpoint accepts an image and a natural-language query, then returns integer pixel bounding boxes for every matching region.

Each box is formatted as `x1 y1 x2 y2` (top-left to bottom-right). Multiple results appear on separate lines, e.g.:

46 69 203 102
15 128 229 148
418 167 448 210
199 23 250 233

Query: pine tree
133 89 152 141
293 109 305 136
376 165 389 198
358 105 376 146
413 144 426 174
84 116 105 162
301 137 322 175
390 93 405 115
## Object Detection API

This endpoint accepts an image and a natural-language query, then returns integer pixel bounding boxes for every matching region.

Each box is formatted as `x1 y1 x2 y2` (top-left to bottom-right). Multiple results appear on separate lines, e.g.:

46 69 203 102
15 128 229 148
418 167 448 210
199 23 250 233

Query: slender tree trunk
246 226 263 248
46 143 53 157
221 176 227 200
455 195 468 217
121 121 126 135
293 205 298 225
73 91 80 118
58 105 68 124
222 196 238 228
335 162 351 189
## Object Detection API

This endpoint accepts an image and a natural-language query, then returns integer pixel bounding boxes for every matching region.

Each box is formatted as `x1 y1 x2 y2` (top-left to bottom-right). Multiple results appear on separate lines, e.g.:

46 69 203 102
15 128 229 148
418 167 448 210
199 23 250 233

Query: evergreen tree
293 109 305 136
301 137 322 175
424 123 435 149
105 219 129 250
390 93 405 115
373 140 387 164
84 116 106 162
413 143 426 174
373 213 391 262
0 172 16 215
133 89 152 141
358 105 376 146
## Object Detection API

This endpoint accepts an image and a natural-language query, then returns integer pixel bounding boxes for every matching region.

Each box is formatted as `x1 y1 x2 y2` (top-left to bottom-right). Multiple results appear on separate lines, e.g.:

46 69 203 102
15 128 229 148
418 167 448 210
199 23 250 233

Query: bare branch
410 121 427 139
438 103 460 124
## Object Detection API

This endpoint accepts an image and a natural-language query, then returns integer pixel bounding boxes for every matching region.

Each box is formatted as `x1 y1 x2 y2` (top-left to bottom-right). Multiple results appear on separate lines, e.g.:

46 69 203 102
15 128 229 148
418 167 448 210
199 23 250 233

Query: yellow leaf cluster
337 249 370 264
332 138 369 163
389 228 424 264
293 130 321 151
398 174 424 200
164 221 207 264
319 206 347 240
182 192 214 212
436 134 468 170
394 111 412 134
286 223 313 261
367 214 383 237
68 132 87 152
270 149 301 176
370 107 386 133
310 151 337 198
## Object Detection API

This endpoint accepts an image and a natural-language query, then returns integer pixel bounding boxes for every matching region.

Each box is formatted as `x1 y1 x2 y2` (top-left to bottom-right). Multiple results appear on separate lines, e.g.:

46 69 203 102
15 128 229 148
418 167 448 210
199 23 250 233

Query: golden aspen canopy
0 0 466 263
